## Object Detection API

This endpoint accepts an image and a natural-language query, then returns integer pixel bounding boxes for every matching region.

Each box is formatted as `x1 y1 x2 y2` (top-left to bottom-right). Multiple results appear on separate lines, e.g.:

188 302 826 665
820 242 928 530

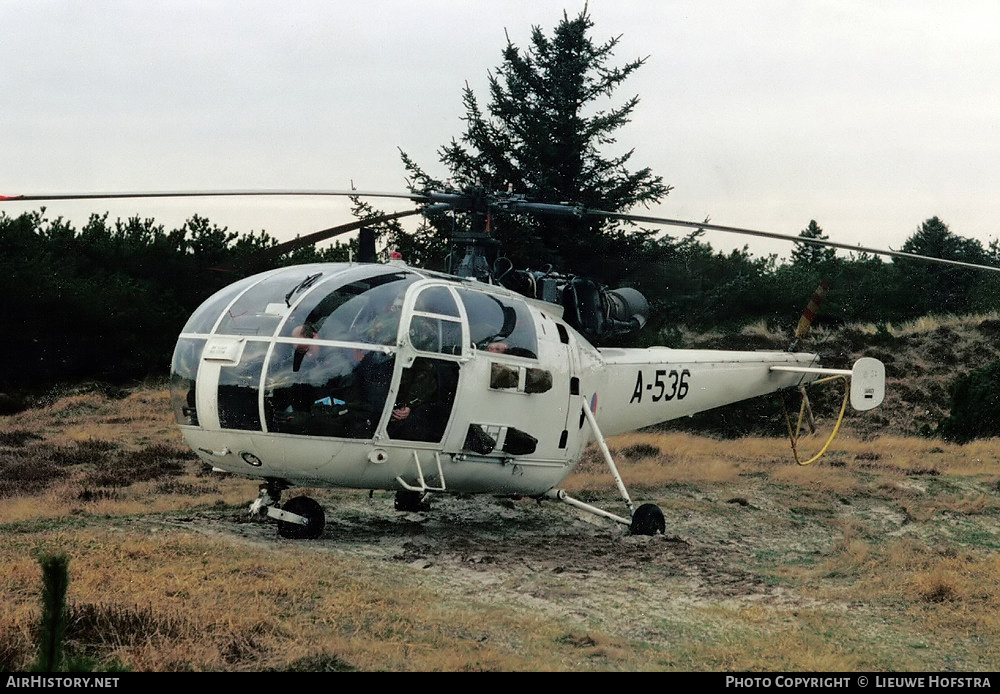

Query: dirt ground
160 478 857 642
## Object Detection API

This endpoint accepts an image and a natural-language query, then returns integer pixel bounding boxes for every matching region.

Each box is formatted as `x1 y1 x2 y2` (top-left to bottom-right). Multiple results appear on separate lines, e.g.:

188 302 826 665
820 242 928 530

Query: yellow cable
783 375 849 466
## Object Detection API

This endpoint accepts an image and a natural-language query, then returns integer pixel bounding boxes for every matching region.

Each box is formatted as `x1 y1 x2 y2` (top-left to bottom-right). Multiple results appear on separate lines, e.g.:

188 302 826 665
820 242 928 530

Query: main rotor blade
225 208 425 273
0 189 430 204
589 210 1000 274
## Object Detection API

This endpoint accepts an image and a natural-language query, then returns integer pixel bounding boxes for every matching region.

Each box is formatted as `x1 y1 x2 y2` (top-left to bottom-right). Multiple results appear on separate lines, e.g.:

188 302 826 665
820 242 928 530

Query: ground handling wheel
277 496 326 539
629 503 665 536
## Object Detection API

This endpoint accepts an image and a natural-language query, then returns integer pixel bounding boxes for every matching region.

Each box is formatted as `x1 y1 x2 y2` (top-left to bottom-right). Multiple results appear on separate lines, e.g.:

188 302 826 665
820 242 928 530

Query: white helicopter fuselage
170 262 823 499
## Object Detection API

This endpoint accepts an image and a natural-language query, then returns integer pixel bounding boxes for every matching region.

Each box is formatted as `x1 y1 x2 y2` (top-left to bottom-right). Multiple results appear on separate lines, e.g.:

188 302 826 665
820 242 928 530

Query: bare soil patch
155 468 966 644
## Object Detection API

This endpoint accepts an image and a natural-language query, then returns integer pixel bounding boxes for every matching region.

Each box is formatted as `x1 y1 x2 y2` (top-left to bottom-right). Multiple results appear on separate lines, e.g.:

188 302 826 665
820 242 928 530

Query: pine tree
400 8 670 283
894 216 986 315
790 220 836 266
32 554 69 672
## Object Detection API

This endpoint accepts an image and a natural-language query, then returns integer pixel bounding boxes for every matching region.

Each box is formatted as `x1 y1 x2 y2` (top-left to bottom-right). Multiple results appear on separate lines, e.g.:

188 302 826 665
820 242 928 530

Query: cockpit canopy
170 264 540 440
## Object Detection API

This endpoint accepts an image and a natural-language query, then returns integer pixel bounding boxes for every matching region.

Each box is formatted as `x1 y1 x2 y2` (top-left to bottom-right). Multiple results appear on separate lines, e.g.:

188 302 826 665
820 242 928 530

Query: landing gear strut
543 398 666 536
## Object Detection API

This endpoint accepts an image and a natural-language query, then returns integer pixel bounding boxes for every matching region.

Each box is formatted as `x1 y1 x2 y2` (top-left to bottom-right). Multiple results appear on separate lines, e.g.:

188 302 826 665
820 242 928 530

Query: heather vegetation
0 210 351 390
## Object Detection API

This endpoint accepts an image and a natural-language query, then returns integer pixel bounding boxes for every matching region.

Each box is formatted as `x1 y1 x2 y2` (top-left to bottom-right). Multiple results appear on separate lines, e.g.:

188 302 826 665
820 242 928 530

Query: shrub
937 360 1000 443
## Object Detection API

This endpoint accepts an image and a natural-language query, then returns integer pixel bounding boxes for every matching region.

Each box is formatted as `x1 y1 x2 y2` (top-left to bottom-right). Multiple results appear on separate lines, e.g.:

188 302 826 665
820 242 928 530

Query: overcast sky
3 0 999 260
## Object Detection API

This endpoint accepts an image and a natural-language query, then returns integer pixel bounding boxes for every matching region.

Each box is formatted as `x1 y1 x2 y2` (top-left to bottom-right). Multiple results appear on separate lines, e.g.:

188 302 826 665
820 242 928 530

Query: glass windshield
217 341 268 430
169 337 205 425
181 275 264 335
264 343 395 439
280 271 417 346
214 273 303 337
175 265 448 439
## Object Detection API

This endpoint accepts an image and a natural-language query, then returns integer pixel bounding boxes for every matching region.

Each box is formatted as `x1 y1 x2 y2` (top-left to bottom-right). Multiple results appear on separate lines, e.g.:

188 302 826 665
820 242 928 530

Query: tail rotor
790 278 831 351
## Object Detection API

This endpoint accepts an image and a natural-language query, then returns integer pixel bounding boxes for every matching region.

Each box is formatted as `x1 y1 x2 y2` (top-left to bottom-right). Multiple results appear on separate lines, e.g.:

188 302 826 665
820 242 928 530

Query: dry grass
0 385 260 524
0 528 578 671
842 312 1000 339
797 528 1000 668
4 382 1000 671
560 426 1000 670
565 430 998 497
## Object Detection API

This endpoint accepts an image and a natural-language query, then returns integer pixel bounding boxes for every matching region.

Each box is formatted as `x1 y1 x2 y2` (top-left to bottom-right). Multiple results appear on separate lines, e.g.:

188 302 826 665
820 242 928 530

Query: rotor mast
436 185 497 281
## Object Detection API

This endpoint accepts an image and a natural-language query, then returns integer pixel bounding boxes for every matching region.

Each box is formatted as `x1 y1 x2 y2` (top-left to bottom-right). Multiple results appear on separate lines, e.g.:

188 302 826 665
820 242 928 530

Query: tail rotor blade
795 278 831 341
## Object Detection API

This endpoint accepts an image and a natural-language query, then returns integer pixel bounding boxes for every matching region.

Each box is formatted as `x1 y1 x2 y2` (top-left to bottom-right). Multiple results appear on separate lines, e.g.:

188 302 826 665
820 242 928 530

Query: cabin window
414 285 459 316
169 337 205 425
408 286 463 355
409 315 463 355
457 288 537 358
386 357 460 443
263 344 395 439
217 341 268 431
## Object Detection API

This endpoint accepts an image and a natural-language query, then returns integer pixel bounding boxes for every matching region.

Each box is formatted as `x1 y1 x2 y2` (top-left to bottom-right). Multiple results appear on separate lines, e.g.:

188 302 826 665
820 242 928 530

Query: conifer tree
400 8 670 283
33 554 69 672
791 220 836 266
894 216 986 315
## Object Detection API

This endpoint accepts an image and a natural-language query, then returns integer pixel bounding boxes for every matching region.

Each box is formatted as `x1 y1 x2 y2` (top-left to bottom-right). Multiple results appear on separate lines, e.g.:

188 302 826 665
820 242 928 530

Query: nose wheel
276 496 326 539
250 481 326 539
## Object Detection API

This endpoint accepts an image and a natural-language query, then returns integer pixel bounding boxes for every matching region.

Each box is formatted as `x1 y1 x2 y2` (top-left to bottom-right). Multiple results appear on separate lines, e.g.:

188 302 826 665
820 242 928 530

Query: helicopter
2 186 902 538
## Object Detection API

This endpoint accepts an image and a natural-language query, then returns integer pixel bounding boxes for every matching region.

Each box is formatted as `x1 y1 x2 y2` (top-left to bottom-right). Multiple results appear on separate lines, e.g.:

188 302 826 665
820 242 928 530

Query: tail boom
592 348 823 436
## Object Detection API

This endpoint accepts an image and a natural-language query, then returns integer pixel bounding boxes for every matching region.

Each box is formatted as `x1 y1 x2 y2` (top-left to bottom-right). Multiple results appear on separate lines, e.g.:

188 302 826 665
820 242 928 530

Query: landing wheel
630 503 665 536
277 496 326 540
394 490 429 512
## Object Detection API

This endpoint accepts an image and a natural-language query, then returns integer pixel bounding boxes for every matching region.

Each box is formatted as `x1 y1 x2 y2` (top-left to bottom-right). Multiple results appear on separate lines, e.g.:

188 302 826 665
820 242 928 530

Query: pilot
291 323 319 355
387 357 457 442
349 349 395 437
343 288 408 436
289 323 320 373
361 293 404 345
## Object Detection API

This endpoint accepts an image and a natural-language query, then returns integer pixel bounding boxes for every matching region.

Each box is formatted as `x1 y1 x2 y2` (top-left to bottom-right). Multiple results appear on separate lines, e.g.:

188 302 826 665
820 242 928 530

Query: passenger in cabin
290 323 320 372
483 340 535 358
387 357 458 442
